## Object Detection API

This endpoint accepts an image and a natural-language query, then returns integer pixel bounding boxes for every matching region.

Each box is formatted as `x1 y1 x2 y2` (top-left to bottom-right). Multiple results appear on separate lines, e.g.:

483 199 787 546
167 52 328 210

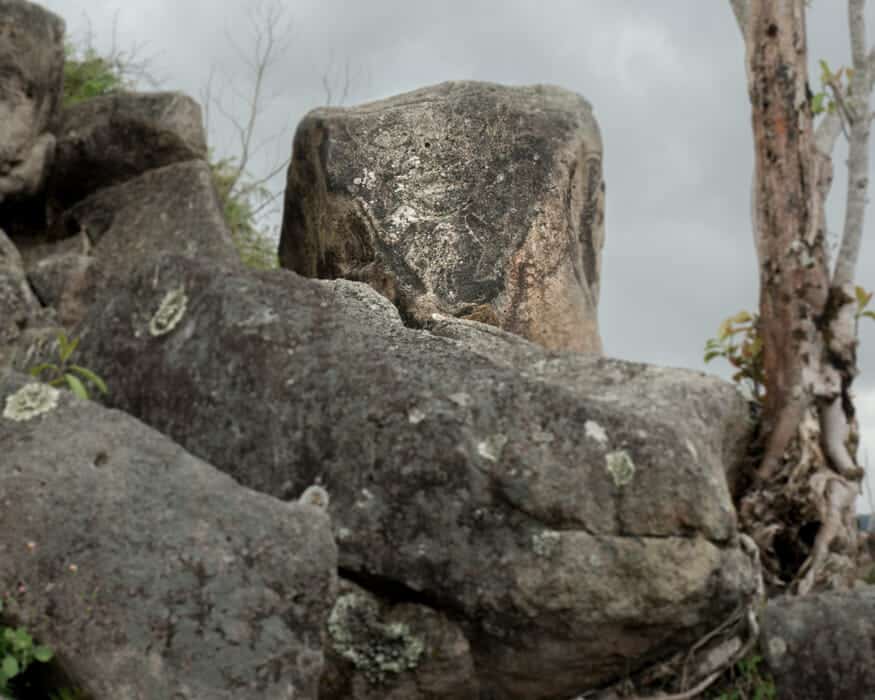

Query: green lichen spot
531 530 561 558
606 450 635 487
149 287 188 337
327 592 425 684
3 383 60 422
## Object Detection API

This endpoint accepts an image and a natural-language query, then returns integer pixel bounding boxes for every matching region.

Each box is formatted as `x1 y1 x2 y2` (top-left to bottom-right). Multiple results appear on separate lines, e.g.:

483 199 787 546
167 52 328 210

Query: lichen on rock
327 592 425 684
149 287 188 336
3 383 60 421
606 449 635 487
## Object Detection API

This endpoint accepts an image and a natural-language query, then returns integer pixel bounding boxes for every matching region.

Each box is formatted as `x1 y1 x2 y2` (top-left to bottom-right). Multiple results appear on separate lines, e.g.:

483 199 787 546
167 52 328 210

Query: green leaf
69 365 108 395
64 374 89 400
29 363 58 378
863 310 875 320
57 334 79 363
811 92 825 114
704 351 721 363
1 657 18 680
856 285 873 309
33 645 53 663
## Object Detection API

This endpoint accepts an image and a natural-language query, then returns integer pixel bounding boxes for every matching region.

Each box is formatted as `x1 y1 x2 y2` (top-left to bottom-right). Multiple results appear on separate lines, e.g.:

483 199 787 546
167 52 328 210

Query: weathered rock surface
27 251 102 327
48 91 208 214
65 159 240 280
0 227 40 344
321 580 479 699
0 371 338 700
759 588 875 699
0 0 64 203
0 227 59 371
279 81 605 353
75 253 757 699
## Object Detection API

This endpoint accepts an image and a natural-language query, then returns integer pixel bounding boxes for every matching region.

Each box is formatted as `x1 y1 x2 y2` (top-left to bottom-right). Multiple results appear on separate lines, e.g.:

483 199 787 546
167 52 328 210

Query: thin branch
833 0 874 288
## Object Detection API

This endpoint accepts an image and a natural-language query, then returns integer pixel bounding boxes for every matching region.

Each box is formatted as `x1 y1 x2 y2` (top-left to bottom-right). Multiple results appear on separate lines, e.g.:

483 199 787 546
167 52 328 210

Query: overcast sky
38 0 875 507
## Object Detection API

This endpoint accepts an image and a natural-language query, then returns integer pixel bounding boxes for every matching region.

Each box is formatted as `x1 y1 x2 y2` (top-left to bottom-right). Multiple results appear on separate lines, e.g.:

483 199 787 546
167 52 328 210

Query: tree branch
833 0 873 288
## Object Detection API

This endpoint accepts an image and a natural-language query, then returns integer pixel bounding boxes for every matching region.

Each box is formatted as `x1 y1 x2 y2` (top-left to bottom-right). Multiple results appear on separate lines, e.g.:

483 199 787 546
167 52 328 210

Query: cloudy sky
38 0 875 507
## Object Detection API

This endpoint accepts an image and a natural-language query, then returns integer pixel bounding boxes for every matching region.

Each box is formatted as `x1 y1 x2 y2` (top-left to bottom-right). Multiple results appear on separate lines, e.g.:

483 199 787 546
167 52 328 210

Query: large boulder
75 253 757 699
0 0 64 203
59 159 240 290
0 371 338 699
279 81 605 353
47 91 208 215
759 587 875 699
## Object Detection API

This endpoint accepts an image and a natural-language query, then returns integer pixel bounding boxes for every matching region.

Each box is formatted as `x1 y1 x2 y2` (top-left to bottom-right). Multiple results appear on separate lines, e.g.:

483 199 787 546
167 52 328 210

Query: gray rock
75 253 757 699
279 81 605 353
0 371 337 700
0 0 64 203
65 159 241 281
321 580 479 699
759 588 875 699
0 227 40 346
27 252 102 327
48 91 207 214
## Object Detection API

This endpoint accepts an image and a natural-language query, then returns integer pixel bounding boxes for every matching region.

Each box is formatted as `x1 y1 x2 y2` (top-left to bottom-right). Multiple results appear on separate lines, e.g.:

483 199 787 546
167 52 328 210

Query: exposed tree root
579 535 764 700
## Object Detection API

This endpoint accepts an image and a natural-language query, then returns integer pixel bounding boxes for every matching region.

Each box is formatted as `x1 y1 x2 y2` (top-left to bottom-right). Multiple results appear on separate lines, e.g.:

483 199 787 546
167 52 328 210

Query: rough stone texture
47 91 208 214
279 81 605 353
0 0 64 203
0 227 40 345
320 580 479 699
0 371 338 700
28 251 105 327
75 253 757 699
65 159 241 281
0 227 59 373
759 588 875 699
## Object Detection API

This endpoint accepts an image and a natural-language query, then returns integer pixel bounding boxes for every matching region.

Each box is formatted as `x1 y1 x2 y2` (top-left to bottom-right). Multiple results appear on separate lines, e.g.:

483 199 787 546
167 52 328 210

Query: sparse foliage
28 332 107 401
0 601 53 698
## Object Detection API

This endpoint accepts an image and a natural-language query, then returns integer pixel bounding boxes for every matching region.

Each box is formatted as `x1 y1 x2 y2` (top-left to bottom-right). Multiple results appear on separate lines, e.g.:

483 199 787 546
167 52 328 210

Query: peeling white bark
834 0 873 288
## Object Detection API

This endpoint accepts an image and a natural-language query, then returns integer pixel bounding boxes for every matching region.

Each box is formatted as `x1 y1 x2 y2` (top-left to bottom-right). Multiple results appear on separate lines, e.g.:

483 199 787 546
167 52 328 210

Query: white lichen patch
477 434 508 463
298 484 330 509
448 392 472 408
686 439 698 459
532 530 562 558
3 383 60 422
606 450 636 487
328 592 425 684
149 287 188 337
408 408 426 425
353 169 377 190
584 420 608 445
767 636 787 659
389 205 419 229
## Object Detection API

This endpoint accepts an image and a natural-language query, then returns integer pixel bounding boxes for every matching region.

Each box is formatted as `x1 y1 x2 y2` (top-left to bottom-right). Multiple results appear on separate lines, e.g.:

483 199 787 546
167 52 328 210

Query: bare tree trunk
737 0 864 594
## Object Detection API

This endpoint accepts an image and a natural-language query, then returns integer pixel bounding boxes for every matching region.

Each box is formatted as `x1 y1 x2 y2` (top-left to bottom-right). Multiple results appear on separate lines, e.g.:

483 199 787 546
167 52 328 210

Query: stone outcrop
279 81 605 353
0 0 64 204
0 371 338 700
759 588 875 699
74 252 758 699
47 91 208 215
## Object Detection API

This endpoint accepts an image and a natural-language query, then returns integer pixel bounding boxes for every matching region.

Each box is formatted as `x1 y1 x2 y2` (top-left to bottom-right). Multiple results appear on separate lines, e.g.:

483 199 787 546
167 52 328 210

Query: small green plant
28 333 107 401
62 43 130 108
0 601 54 698
704 310 765 404
705 286 875 403
209 155 279 270
708 652 777 700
